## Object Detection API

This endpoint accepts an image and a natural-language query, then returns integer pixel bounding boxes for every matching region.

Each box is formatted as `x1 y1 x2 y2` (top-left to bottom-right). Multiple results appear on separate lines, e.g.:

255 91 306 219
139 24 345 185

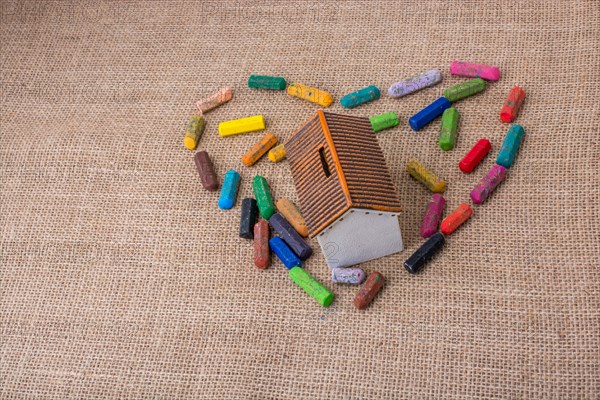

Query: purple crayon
388 69 442 98
470 164 508 204
331 267 366 285
420 194 446 238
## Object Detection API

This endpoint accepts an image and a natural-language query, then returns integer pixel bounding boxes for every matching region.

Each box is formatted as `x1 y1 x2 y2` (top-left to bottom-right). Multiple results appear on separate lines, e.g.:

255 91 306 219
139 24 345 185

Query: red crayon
500 86 526 123
440 203 473 235
459 139 491 173
253 220 270 269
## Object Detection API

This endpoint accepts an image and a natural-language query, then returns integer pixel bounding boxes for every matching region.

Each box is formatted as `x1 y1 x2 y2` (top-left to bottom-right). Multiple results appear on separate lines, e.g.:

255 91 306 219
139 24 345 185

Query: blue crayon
409 97 452 131
268 213 313 260
340 85 381 109
218 170 240 209
269 237 302 269
496 124 525 168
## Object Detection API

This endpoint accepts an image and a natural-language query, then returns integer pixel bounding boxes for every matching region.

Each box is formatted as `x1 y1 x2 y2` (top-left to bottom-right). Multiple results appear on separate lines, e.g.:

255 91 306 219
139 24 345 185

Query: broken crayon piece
269 237 301 270
268 144 286 163
404 232 445 274
331 267 366 285
407 160 447 193
254 220 270 269
420 194 446 238
439 107 460 151
388 69 442 98
470 164 508 205
276 198 308 237
443 78 486 102
248 75 287 90
440 203 473 235
218 115 265 137
354 272 385 309
268 213 312 260
500 86 526 123
496 124 525 168
409 97 452 131
287 83 333 107
183 114 205 150
218 170 241 210
340 85 381 109
289 266 334 307
449 60 501 81
239 198 258 239
242 133 278 167
194 151 219 192
459 139 491 173
196 87 233 113
252 175 276 219
370 112 399 132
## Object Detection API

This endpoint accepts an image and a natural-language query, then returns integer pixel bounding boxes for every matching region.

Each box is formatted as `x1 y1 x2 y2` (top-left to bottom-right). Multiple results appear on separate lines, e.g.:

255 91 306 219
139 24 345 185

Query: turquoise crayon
496 124 525 168
218 170 241 209
340 85 380 108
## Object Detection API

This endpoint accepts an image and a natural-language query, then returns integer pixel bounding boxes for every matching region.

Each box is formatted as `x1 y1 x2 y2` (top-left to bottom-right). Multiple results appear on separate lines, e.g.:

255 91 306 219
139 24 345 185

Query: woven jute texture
1 0 599 398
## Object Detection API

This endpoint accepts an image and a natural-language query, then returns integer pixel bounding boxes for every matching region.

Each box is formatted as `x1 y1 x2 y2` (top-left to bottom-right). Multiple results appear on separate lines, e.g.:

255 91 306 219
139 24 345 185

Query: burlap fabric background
1 0 599 398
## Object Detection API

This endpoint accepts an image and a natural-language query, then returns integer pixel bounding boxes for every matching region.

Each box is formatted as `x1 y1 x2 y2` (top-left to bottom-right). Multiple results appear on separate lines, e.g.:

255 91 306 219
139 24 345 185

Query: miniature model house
286 110 403 269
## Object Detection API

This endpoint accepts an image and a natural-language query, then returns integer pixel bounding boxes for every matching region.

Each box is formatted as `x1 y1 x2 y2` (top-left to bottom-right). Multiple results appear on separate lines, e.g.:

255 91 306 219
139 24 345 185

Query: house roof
285 110 402 238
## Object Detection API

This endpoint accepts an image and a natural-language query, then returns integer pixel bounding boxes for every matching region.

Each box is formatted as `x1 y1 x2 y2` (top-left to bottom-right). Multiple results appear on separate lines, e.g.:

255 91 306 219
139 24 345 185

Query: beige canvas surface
1 0 599 398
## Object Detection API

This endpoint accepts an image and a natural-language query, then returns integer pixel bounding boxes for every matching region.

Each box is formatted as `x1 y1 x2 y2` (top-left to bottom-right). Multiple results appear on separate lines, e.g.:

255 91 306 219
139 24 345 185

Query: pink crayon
420 194 446 238
450 60 501 81
470 164 508 205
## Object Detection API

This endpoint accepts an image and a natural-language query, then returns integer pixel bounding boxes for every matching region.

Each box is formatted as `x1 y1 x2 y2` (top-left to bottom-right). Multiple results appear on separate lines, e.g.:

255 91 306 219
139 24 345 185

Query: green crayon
289 267 334 307
443 78 486 102
252 175 275 219
439 107 460 151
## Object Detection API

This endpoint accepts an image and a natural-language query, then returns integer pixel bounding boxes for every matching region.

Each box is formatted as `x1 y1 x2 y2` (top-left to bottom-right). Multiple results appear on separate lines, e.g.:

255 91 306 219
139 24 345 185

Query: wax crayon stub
196 87 233 113
218 170 241 210
500 86 526 123
443 78 486 102
404 232 445 274
287 83 333 107
439 107 460 151
288 266 334 307
420 194 446 238
388 69 442 98
248 75 287 90
409 97 452 131
194 151 219 191
242 133 278 167
268 213 312 260
406 160 447 193
269 237 301 270
268 144 286 163
459 139 491 173
218 115 265 137
276 198 309 237
450 60 501 81
239 198 258 239
440 203 473 235
370 112 399 132
183 114 205 150
496 124 525 168
254 220 270 269
354 272 385 309
340 85 381 108
331 267 366 285
252 175 276 219
471 164 508 204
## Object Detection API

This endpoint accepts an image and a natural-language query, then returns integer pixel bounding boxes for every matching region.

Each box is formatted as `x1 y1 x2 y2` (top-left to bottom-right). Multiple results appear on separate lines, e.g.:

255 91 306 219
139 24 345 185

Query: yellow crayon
183 114 205 150
276 198 309 237
268 144 286 163
219 115 265 137
406 160 447 193
242 133 278 167
287 83 333 107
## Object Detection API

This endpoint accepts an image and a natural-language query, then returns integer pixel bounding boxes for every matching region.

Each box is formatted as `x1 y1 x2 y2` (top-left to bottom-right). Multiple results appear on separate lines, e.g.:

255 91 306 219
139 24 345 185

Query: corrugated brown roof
285 110 401 237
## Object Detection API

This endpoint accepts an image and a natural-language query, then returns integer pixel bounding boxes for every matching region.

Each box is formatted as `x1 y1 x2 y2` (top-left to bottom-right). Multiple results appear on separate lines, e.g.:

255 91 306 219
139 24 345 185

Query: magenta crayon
470 164 508 204
450 60 500 81
420 194 446 238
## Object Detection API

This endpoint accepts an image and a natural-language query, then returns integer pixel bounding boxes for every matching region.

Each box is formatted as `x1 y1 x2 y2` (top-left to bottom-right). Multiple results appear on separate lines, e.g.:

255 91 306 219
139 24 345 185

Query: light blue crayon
269 237 301 270
340 85 380 108
218 170 241 209
496 124 525 168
